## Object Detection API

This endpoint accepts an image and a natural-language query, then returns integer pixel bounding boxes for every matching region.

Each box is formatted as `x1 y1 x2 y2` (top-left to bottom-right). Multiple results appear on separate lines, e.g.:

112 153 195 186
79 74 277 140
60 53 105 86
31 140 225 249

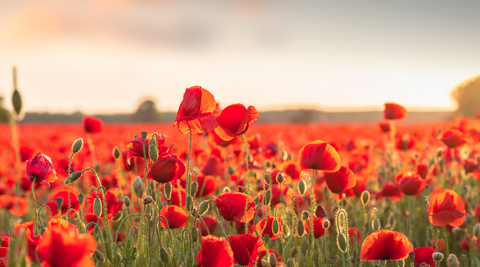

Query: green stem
32 178 38 234
242 134 250 233
67 152 74 222
186 130 193 212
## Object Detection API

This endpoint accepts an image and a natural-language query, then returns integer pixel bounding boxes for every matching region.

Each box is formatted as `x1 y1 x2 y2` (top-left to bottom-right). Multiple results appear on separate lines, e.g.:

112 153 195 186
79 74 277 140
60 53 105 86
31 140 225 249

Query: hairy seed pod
93 197 102 218
123 196 131 207
149 143 158 162
361 191 370 206
447 254 460 267
298 180 307 195
55 197 64 211
160 248 169 263
190 181 198 197
198 200 210 216
272 219 280 235
72 138 84 154
113 146 121 159
337 233 348 253
297 220 305 237
164 182 172 200
433 252 444 262
133 177 144 198
94 250 105 263
143 196 153 205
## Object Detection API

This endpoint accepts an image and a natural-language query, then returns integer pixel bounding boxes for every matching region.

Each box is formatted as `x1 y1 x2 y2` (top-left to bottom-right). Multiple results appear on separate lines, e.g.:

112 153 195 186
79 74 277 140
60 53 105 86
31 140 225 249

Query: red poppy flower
196 235 234 267
0 195 28 216
229 234 266 267
298 140 341 172
304 217 326 238
213 191 255 223
259 184 291 208
324 166 356 194
20 146 33 162
395 134 415 151
121 150 145 172
361 230 412 261
201 155 225 177
214 104 259 141
45 190 80 217
147 153 185 184
159 205 188 229
416 164 428 179
82 116 103 134
397 172 425 196
165 186 186 208
86 191 123 219
428 189 467 227
348 228 361 244
174 86 219 134
278 160 302 180
378 120 393 133
14 221 42 262
0 247 7 267
37 220 97 267
412 246 435 267
126 132 167 162
441 129 468 148
383 102 408 120
376 182 403 201
197 216 220 236
255 216 282 239
26 153 57 187
460 234 480 251
464 158 479 173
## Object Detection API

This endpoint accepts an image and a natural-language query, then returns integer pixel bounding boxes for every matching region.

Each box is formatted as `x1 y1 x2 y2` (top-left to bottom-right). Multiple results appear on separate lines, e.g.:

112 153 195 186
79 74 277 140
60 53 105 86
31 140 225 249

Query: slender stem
242 134 250 233
310 169 316 266
185 130 193 212
67 152 74 222
31 178 38 235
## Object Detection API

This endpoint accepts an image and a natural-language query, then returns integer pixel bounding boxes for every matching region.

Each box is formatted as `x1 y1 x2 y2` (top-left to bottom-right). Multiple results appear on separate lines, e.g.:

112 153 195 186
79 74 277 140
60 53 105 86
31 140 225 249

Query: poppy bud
433 252 444 262
263 190 271 206
298 180 307 195
447 254 460 267
408 252 415 261
261 256 269 267
337 233 348 253
186 196 193 212
269 252 277 267
65 171 82 184
452 227 463 236
190 181 198 197
140 131 147 140
388 213 396 228
186 251 194 267
474 223 480 237
372 218 381 232
160 248 170 263
272 219 280 235
143 196 153 205
297 220 305 237
301 210 310 221
77 222 86 233
223 187 230 193
323 219 330 229
12 89 22 117
94 196 102 218
113 146 121 159
164 182 172 200
291 247 298 258
55 197 64 211
133 177 144 198
361 191 370 206
473 257 480 267
280 194 287 206
149 144 158 162
254 196 259 205
276 173 285 184
198 200 210 216
123 196 131 207
72 138 84 154
228 166 235 175
94 250 105 263
192 227 199 243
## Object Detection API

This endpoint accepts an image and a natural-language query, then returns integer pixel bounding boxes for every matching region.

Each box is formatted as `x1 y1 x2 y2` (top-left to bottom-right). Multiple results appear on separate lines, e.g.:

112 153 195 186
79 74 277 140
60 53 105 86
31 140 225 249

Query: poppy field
2 86 480 267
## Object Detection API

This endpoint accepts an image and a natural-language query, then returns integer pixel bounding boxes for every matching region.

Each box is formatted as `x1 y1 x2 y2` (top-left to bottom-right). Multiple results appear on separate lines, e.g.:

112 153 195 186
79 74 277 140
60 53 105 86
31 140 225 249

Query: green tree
133 99 160 122
450 74 480 117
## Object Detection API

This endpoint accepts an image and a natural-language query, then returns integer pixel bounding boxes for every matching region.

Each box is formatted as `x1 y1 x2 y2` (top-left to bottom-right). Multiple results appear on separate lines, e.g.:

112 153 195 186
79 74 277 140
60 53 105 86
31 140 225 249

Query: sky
0 0 479 114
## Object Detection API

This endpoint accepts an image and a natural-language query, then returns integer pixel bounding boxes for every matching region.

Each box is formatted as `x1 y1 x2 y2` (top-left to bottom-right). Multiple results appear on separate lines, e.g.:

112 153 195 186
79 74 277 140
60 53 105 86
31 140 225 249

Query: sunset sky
0 0 479 114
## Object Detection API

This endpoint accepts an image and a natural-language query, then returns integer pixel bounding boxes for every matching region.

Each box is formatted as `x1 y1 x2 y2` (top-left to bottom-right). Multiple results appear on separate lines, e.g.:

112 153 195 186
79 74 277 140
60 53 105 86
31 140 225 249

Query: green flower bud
190 181 198 197
65 171 83 184
228 166 235 175
474 223 480 238
123 196 131 207
276 172 285 184
272 219 280 235
186 251 194 267
143 196 153 205
301 210 310 221
113 146 121 159
149 144 158 162
94 250 105 263
192 227 199 243
78 194 84 205
298 180 307 195
297 220 305 237
361 191 370 206
337 233 348 253
93 196 102 218
198 200 210 216
472 257 480 267
269 252 277 267
186 196 193 212
433 252 444 262
160 248 170 263
447 254 460 267
372 218 381 232
164 182 172 200
409 252 415 261
452 227 463 236
223 187 230 193
133 177 144 198
263 190 271 206
55 197 64 211
140 131 147 140
72 138 84 154
323 219 330 229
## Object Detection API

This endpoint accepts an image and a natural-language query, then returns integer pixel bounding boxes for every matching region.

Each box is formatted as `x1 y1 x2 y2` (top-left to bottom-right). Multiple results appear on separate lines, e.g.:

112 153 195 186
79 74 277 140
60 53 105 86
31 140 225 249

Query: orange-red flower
213 191 255 223
412 246 435 267
0 195 28 216
45 189 80 217
37 220 96 267
126 132 167 162
159 205 188 229
174 86 219 134
255 216 282 239
196 235 234 267
376 182 403 201
298 140 341 172
214 104 259 141
383 102 408 120
278 160 302 180
26 153 57 187
428 189 467 227
147 152 185 184
361 230 412 261
14 221 41 262
304 217 326 238
441 129 468 148
397 172 425 196
348 228 361 244
86 191 123 219
229 234 265 267
83 116 103 134
324 166 356 194
197 216 220 236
